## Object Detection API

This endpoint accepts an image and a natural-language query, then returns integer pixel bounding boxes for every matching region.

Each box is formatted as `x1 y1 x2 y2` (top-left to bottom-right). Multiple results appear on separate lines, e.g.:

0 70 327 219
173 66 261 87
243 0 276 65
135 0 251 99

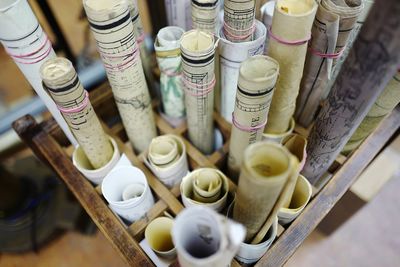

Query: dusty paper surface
164 0 192 30
83 0 156 153
223 0 256 42
191 0 219 34
295 0 364 127
181 30 216 154
264 0 317 134
227 55 279 179
41 58 113 169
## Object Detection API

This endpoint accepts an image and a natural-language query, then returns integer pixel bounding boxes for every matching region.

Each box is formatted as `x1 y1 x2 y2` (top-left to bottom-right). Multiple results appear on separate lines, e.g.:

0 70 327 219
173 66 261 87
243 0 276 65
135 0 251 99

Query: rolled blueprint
343 71 400 154
164 0 192 30
301 0 400 186
83 0 156 153
217 20 267 122
233 142 297 242
155 26 185 119
0 0 76 146
181 30 216 154
264 0 317 134
191 0 219 34
227 55 279 179
40 58 113 169
295 0 364 127
223 0 256 42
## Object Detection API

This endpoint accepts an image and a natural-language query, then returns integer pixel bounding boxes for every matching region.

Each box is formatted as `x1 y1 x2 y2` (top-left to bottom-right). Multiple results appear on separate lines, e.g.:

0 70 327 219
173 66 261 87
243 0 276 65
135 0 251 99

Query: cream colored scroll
295 0 364 127
223 0 256 42
83 0 156 153
40 58 113 169
181 30 216 154
155 26 186 119
227 56 279 180
191 0 219 34
264 0 317 135
164 0 192 30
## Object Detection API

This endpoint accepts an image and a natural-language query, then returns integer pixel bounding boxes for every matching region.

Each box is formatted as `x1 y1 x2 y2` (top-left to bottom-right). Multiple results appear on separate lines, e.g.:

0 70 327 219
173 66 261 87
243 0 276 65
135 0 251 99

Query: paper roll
181 30 216 154
155 26 186 119
227 55 279 179
145 217 176 259
191 0 219 34
264 0 317 134
295 0 364 127
223 0 256 42
83 0 156 153
164 0 192 30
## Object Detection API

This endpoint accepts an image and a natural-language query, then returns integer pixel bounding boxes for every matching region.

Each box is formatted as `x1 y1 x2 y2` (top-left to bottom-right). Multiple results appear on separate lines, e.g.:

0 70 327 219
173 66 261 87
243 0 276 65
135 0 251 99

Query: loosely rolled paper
264 0 317 134
0 0 77 146
223 0 256 42
143 134 189 188
181 30 216 154
301 0 400 186
191 0 219 34
145 217 176 259
262 117 295 143
227 55 279 179
155 26 186 119
172 206 246 267
164 0 192 30
233 142 297 242
295 0 364 127
217 20 267 122
343 71 400 154
83 0 156 153
40 58 113 169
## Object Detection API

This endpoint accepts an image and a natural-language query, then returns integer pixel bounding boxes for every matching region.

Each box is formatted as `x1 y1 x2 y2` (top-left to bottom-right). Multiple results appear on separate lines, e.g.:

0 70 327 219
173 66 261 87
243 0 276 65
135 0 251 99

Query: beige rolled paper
233 142 297 242
191 0 219 34
343 71 400 154
83 0 156 153
295 0 364 127
181 30 216 154
264 0 317 134
228 55 279 180
40 57 113 169
223 0 256 42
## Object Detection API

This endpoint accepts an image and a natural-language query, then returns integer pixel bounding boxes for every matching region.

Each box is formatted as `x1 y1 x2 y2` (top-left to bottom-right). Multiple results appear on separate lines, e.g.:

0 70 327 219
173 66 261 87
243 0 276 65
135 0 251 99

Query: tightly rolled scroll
228 55 279 179
223 0 256 42
301 0 400 186
155 26 186 119
264 0 317 135
181 30 216 154
164 0 192 30
295 0 364 127
83 0 156 153
191 0 219 34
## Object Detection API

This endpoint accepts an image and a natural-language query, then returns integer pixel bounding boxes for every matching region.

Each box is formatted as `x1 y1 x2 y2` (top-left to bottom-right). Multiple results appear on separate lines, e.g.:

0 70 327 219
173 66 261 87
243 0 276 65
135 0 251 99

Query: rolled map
223 0 256 42
191 0 219 34
164 0 192 30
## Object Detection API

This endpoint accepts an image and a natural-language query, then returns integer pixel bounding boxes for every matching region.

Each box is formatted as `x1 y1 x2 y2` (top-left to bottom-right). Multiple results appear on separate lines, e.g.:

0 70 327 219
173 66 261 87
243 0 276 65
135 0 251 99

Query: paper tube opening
276 0 316 16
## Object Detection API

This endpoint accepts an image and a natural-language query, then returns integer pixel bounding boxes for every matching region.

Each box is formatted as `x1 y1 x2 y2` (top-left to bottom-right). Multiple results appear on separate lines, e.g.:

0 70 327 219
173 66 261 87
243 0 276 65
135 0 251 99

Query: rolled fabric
0 0 76 146
181 30 216 154
191 0 219 34
301 0 400 186
264 0 317 134
223 0 256 42
164 0 192 30
83 0 156 153
155 26 186 119
40 58 113 169
295 0 364 128
228 55 279 179
342 71 400 154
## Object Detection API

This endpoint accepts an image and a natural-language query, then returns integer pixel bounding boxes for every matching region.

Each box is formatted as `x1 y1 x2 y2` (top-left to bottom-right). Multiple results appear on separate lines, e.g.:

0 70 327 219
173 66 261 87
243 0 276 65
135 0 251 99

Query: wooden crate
12 83 400 267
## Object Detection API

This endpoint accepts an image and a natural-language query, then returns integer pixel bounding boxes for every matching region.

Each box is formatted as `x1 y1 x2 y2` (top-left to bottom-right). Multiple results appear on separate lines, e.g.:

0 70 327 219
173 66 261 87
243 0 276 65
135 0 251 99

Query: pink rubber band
57 91 89 114
136 33 146 44
223 21 255 41
7 37 50 59
11 44 52 65
309 46 344 59
268 27 310 46
182 77 216 96
101 46 140 72
232 112 267 132
161 69 182 77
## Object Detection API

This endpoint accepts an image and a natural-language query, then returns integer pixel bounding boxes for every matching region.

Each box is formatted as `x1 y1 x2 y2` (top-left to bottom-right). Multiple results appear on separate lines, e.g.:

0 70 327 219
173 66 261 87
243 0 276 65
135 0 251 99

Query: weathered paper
180 30 216 154
41 58 113 169
295 0 364 127
264 0 317 134
164 0 192 30
191 0 219 34
223 0 256 42
83 0 156 153
155 26 186 119
227 55 279 179
301 0 400 186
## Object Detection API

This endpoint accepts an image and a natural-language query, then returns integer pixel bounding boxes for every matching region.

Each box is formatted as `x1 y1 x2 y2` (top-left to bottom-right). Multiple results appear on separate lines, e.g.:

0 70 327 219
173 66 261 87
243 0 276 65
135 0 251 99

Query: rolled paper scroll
227 55 279 179
342 71 400 154
264 0 317 134
0 0 76 146
145 217 176 259
164 0 192 30
301 0 400 187
260 0 275 52
181 30 216 154
143 134 189 188
40 58 113 169
172 206 246 267
83 0 157 153
155 26 186 119
233 142 297 242
191 0 219 34
295 0 364 128
223 0 256 42
217 20 267 122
